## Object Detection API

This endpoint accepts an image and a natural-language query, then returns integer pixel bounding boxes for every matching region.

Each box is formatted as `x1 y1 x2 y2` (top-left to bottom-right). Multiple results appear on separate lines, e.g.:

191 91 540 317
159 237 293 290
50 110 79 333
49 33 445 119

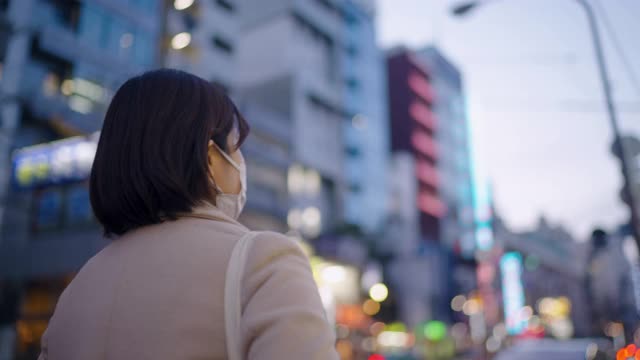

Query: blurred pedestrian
587 228 610 337
38 69 338 360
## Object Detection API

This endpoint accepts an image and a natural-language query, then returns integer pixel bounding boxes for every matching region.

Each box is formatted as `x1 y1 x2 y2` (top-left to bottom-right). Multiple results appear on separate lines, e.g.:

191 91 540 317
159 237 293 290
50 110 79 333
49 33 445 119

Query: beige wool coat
38 205 339 359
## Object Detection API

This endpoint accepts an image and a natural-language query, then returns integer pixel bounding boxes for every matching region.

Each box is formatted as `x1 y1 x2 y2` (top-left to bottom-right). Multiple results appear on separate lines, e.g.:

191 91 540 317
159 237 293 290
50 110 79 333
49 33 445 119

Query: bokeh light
171 32 191 50
173 0 194 10
369 283 389 302
363 299 381 316
450 294 466 312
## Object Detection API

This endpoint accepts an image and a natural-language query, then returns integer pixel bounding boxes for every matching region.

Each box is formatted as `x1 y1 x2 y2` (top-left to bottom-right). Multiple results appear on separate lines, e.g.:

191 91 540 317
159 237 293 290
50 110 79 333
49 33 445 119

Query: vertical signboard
500 252 526 335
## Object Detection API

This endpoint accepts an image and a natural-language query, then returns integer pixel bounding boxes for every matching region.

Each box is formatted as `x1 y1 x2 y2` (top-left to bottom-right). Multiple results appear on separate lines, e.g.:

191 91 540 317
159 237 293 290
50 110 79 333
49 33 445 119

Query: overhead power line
592 0 640 97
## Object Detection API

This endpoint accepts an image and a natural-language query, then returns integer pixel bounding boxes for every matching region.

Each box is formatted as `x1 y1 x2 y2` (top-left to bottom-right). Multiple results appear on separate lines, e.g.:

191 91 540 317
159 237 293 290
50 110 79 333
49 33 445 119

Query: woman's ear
207 139 227 178
207 140 222 164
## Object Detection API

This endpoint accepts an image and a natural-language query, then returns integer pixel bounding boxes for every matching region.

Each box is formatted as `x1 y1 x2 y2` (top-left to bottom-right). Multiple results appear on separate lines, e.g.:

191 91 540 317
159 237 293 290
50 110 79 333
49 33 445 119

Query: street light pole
574 0 640 251
452 0 640 250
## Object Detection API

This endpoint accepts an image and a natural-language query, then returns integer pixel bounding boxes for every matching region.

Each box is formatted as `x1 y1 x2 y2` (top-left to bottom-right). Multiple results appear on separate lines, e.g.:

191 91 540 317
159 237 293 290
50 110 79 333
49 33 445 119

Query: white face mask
212 143 247 220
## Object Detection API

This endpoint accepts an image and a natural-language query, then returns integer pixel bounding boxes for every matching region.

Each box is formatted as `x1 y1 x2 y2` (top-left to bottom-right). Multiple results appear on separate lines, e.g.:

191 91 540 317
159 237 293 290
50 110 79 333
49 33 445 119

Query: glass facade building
0 1 162 357
341 1 389 234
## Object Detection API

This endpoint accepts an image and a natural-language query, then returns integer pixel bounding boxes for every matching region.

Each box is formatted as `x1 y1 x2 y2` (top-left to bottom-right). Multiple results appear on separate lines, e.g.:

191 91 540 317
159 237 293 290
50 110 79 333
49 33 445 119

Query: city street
0 0 639 359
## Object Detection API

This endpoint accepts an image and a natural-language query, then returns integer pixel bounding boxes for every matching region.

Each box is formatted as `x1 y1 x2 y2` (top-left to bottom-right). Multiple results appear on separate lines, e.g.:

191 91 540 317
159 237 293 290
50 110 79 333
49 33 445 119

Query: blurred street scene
0 0 639 359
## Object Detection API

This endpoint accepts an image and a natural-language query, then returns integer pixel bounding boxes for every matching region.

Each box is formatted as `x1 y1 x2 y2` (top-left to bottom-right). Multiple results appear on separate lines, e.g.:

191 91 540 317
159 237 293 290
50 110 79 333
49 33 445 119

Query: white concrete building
165 0 295 232
237 0 389 235
165 0 239 91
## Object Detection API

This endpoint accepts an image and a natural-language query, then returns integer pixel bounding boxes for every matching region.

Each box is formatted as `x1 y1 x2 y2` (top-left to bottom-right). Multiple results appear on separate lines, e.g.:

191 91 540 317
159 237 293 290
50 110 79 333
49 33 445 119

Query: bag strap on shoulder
225 231 257 360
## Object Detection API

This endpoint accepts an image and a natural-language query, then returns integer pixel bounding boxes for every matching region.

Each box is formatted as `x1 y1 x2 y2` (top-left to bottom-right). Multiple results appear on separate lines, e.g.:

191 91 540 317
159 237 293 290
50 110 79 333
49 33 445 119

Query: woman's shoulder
247 231 307 267
239 231 338 359
250 231 303 251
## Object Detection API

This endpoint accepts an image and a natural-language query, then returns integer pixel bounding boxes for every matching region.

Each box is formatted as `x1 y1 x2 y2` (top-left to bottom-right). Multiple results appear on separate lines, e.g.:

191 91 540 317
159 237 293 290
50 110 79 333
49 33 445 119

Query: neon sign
500 252 527 335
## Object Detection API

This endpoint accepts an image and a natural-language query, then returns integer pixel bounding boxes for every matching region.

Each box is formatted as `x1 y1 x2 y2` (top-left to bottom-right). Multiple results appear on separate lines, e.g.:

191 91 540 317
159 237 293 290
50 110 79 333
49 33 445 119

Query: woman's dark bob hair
90 69 249 237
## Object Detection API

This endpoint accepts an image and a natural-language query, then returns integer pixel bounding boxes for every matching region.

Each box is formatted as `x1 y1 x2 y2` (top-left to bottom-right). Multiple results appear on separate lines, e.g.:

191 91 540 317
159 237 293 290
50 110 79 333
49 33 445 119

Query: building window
292 13 333 50
66 184 93 225
133 30 154 67
77 2 155 66
29 37 74 83
345 43 358 57
342 9 359 27
249 131 289 159
292 13 336 82
44 0 81 30
182 12 197 31
107 17 135 59
212 36 233 54
33 189 63 231
288 165 321 196
307 93 346 118
314 0 337 14
78 3 109 48
215 0 235 12
42 73 61 97
249 181 280 204
248 161 287 193
129 0 157 13
345 145 360 157
345 77 359 91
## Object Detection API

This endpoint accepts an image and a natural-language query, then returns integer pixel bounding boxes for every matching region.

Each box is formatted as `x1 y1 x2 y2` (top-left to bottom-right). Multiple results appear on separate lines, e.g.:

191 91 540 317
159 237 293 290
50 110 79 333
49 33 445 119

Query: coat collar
183 201 246 227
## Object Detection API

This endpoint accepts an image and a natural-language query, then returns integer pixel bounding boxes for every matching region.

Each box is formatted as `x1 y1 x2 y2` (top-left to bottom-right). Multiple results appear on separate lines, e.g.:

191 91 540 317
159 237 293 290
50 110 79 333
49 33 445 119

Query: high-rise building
0 0 162 357
385 47 479 326
387 47 476 251
237 0 388 237
237 101 292 232
340 1 389 234
384 48 445 328
416 46 476 257
387 48 443 241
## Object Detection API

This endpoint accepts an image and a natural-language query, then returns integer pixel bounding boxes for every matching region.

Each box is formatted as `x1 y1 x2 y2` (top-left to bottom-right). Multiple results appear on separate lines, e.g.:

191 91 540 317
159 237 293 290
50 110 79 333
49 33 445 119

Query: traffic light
612 136 640 204
611 135 640 241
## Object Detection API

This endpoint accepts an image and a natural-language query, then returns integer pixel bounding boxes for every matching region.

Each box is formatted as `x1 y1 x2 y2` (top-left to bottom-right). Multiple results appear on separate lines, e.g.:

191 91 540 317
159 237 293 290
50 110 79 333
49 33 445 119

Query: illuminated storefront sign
12 134 99 189
473 182 494 252
500 252 527 335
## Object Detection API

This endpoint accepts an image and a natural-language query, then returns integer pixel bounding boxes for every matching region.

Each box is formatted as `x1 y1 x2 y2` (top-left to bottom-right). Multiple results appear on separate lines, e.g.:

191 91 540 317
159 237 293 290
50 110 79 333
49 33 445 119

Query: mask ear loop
213 142 242 173
209 94 247 197
207 140 222 199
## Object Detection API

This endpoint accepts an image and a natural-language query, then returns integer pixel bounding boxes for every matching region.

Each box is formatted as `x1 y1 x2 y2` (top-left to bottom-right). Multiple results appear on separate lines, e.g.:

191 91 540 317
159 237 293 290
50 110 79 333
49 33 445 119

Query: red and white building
387 48 445 241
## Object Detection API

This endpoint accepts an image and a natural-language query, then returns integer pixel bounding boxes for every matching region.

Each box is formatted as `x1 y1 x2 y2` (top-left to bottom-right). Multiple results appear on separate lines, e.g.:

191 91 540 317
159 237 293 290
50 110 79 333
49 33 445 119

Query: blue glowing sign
476 223 494 252
500 252 527 335
12 134 98 190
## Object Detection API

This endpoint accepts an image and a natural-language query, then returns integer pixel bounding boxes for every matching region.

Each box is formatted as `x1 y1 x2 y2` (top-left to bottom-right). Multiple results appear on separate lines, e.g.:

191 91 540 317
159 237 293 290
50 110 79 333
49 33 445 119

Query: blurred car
495 339 612 360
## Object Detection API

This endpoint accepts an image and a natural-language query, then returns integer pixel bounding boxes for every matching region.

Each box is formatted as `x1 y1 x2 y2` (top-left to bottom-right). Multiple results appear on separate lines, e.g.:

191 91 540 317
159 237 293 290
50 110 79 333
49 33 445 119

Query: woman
39 69 339 359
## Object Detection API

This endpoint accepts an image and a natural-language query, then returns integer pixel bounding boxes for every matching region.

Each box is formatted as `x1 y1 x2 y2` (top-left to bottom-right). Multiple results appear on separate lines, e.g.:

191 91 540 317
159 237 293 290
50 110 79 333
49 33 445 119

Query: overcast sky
376 0 640 240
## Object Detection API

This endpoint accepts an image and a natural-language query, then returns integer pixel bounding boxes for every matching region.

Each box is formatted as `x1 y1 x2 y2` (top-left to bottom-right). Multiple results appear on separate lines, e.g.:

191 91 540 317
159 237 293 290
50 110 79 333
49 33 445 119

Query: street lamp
451 0 640 251
451 2 479 16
